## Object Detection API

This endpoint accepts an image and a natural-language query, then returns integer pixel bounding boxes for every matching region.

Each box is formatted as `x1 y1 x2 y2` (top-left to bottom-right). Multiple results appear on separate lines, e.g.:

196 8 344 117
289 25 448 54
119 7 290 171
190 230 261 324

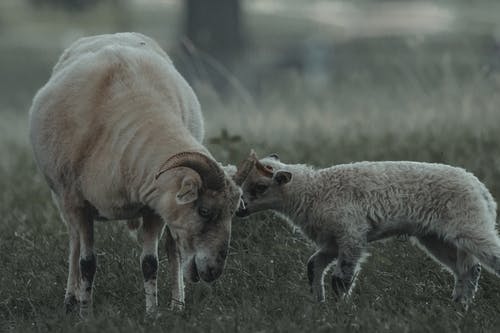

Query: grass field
2 1 500 332
3 70 500 332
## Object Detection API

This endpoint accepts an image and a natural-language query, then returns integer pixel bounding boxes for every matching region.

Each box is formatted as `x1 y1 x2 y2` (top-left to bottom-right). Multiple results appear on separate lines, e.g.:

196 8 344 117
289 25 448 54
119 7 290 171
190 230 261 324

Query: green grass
3 72 500 331
3 1 500 332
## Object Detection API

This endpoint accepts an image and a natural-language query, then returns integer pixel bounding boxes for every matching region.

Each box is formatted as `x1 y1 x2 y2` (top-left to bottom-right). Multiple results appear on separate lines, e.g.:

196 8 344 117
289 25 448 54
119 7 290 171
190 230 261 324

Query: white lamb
236 152 500 306
29 33 252 317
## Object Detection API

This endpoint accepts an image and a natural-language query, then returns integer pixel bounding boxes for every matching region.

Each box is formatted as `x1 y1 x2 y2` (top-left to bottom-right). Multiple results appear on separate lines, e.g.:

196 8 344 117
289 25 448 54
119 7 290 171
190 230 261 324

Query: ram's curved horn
233 150 257 185
156 151 225 191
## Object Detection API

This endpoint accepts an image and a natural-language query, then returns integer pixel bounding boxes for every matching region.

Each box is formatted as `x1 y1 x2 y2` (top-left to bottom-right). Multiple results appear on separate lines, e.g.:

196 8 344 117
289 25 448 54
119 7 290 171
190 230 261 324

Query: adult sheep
236 152 500 307
29 32 252 317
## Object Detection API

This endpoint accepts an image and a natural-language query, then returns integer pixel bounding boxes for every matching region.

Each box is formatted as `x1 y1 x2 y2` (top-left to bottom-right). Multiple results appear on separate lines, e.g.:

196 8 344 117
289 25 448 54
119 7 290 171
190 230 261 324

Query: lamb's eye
255 184 268 194
198 207 211 218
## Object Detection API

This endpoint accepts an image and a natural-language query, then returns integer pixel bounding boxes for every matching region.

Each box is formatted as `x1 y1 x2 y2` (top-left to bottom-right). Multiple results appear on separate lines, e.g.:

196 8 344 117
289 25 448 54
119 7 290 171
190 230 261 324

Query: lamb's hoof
452 283 477 311
64 295 79 314
452 291 472 310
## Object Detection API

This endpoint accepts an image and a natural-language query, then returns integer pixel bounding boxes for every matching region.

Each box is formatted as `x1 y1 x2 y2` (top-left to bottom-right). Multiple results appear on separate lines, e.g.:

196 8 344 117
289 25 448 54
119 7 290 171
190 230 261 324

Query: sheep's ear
176 176 200 205
273 170 292 185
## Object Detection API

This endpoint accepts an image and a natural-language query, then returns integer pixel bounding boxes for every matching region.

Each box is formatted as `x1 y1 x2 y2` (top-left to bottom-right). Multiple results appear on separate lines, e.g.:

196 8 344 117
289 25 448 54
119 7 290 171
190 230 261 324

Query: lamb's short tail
126 218 142 242
127 218 142 230
479 182 497 223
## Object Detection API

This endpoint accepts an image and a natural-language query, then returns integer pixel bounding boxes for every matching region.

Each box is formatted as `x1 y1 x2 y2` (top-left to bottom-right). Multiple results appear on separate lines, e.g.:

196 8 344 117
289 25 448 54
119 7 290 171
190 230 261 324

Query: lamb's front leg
307 246 338 302
331 239 366 299
165 228 185 311
141 213 166 317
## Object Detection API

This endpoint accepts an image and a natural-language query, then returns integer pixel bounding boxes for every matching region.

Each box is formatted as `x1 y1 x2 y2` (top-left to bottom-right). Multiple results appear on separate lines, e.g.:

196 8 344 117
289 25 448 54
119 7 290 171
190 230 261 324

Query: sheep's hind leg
59 197 96 318
141 212 166 317
64 222 81 313
53 192 81 313
415 234 480 307
57 207 81 313
76 209 96 318
307 246 338 302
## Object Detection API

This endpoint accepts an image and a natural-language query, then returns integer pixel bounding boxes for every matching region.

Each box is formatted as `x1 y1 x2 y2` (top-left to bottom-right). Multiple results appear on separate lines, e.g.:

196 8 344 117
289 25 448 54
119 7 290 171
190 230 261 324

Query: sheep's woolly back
29 32 205 202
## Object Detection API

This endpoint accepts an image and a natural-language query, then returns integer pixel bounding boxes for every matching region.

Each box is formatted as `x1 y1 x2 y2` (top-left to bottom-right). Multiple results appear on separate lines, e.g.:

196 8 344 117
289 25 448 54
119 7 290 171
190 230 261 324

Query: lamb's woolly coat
276 161 497 246
239 157 500 305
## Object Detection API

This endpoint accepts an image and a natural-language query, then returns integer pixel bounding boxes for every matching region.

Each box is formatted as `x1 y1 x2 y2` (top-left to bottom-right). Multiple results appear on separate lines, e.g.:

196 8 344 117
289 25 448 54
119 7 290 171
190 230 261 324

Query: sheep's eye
255 184 269 194
198 207 211 218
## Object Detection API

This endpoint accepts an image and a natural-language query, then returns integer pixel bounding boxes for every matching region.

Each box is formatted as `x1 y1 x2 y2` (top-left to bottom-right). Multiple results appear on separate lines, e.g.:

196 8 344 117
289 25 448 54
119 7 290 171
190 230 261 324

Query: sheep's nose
236 200 249 217
217 246 228 262
235 207 249 217
200 265 222 282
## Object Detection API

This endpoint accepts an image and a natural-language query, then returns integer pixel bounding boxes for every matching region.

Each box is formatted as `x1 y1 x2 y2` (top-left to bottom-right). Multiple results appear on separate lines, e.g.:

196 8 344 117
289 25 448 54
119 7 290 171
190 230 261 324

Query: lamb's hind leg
307 245 338 302
455 232 500 278
416 234 481 307
453 250 481 305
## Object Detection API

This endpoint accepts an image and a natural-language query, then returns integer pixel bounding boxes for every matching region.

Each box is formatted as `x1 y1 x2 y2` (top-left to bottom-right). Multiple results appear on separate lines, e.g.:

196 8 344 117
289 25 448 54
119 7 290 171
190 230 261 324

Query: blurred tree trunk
184 0 243 63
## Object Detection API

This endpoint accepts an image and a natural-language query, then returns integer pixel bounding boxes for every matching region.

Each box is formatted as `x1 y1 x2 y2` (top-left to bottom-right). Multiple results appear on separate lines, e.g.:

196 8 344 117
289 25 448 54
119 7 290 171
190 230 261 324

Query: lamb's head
154 152 253 282
235 152 292 218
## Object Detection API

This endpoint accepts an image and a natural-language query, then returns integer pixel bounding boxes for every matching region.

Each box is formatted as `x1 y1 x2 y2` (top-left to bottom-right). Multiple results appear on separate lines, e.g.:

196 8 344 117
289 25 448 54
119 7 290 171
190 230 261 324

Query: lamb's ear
176 176 200 205
267 153 280 160
273 170 292 185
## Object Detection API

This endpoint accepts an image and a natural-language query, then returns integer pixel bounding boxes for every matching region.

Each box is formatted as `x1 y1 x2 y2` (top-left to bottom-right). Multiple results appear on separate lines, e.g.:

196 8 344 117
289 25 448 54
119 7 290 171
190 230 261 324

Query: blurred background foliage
2 0 499 109
2 0 499 164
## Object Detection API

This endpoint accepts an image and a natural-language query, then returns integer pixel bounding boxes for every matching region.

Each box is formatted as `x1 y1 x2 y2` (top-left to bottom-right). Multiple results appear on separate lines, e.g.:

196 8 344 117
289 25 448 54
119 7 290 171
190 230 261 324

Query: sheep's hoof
78 301 93 319
331 276 350 299
310 285 326 303
170 299 185 312
64 295 79 314
145 308 161 321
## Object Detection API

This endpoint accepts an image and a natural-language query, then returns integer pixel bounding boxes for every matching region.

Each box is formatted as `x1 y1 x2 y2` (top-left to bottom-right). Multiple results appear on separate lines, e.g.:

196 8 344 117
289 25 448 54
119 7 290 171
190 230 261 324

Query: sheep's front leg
141 213 166 316
331 240 365 299
307 246 338 302
165 228 184 310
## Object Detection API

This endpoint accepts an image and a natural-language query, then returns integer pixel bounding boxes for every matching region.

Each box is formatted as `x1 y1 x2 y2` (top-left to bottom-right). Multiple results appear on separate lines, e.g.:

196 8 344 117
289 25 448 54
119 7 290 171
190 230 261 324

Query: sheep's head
235 151 292 218
154 152 253 282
